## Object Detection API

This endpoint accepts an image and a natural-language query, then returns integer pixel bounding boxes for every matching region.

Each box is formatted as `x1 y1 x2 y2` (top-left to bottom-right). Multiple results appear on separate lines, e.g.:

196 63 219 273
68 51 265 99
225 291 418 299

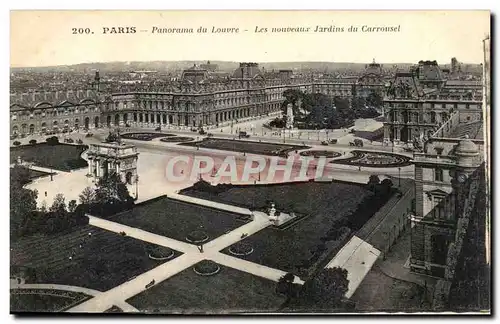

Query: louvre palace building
10 59 480 138
383 60 483 146
9 61 392 136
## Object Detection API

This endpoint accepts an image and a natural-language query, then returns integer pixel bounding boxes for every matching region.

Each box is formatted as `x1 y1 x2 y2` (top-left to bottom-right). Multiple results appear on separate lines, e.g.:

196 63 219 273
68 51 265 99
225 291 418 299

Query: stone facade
411 134 484 278
383 61 483 146
9 61 387 135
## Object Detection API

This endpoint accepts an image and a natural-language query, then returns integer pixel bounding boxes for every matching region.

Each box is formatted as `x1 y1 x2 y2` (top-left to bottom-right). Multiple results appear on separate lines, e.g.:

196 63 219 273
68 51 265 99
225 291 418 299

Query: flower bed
160 136 195 143
331 150 412 168
121 133 174 141
228 242 254 256
193 260 221 276
147 246 175 261
186 230 209 244
299 150 342 158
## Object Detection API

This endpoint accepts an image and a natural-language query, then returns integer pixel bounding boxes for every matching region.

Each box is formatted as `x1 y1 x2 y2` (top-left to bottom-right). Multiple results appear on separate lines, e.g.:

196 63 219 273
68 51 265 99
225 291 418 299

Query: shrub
13 141 21 146
193 260 220 276
186 230 209 243
29 139 37 145
46 136 59 145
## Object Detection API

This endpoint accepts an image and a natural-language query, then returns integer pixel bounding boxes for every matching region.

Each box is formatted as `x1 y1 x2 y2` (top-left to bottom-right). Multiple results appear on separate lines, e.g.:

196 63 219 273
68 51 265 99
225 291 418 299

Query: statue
268 202 279 224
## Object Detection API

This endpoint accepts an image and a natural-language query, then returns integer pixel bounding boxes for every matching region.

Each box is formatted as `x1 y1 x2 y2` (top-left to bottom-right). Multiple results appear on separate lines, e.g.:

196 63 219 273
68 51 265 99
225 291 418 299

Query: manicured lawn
160 136 194 142
182 181 376 274
121 132 175 141
108 196 250 244
127 262 285 313
180 138 309 156
11 226 180 291
10 289 91 313
10 143 88 172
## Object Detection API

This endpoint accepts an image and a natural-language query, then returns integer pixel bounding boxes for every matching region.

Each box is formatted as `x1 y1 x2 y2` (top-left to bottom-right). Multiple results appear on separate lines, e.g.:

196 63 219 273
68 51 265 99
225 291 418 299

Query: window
433 197 445 219
435 168 444 182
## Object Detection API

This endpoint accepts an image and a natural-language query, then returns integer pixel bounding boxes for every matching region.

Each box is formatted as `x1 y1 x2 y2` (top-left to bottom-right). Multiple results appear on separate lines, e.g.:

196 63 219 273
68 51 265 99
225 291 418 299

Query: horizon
10 11 489 68
10 58 482 70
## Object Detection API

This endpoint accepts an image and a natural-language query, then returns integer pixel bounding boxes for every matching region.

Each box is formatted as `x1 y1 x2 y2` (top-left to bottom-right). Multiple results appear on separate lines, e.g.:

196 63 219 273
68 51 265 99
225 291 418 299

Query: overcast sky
10 10 490 67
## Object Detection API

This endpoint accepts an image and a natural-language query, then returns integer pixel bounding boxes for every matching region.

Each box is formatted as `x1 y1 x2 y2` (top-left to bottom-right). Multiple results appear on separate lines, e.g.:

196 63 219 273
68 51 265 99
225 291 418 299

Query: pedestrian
44 191 47 197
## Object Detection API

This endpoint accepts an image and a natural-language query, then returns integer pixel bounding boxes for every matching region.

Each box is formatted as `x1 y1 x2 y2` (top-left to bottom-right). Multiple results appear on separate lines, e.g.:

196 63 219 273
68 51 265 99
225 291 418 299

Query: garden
180 138 308 156
10 289 91 313
107 196 250 244
181 180 390 276
10 142 88 172
10 225 180 291
160 136 195 143
121 132 175 141
126 262 285 313
299 150 342 158
331 150 412 168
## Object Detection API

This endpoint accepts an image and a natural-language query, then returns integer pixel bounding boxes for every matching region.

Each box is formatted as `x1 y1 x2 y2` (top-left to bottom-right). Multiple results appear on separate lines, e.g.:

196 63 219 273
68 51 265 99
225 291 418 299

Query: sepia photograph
8 9 491 315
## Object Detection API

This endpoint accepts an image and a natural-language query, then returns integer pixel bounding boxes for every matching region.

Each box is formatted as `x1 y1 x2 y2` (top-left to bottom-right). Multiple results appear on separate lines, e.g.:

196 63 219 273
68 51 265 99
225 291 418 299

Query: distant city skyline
11 10 490 68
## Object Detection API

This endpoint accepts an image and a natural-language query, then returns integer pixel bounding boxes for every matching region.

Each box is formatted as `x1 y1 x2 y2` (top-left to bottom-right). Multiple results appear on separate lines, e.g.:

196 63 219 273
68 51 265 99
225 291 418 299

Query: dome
455 135 479 156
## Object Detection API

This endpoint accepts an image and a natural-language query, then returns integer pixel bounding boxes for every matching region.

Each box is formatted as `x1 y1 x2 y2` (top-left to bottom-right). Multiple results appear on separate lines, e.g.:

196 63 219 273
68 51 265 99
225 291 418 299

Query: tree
50 193 67 213
79 186 96 205
10 164 31 188
46 136 59 145
13 141 21 146
367 175 381 191
366 91 383 108
68 200 78 213
29 139 37 145
94 172 134 205
298 267 349 310
10 187 38 239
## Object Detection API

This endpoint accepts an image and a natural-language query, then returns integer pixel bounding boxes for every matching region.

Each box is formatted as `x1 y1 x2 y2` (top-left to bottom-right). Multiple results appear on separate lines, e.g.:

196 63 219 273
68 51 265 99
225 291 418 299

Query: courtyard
10 143 88 172
180 138 309 156
107 196 251 244
11 225 181 291
126 262 285 313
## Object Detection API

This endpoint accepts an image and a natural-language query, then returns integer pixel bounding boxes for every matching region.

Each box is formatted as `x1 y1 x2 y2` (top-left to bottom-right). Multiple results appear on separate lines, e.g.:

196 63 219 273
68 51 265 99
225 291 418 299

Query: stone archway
114 114 120 126
74 118 80 130
29 124 35 134
12 125 18 135
21 124 27 134
94 116 99 128
84 117 90 130
125 171 133 185
107 115 112 127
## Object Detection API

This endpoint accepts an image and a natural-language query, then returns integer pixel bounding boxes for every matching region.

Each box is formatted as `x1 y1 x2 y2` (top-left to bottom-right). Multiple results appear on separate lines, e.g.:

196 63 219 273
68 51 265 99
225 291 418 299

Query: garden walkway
71 210 301 312
10 283 138 312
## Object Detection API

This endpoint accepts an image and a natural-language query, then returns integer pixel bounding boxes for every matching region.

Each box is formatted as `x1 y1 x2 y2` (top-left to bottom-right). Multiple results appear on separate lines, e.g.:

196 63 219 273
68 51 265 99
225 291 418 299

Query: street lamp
135 174 139 200
398 167 401 187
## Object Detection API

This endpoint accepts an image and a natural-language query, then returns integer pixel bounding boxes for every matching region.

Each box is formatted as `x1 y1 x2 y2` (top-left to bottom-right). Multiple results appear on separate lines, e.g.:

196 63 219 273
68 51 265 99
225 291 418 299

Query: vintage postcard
9 10 491 314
